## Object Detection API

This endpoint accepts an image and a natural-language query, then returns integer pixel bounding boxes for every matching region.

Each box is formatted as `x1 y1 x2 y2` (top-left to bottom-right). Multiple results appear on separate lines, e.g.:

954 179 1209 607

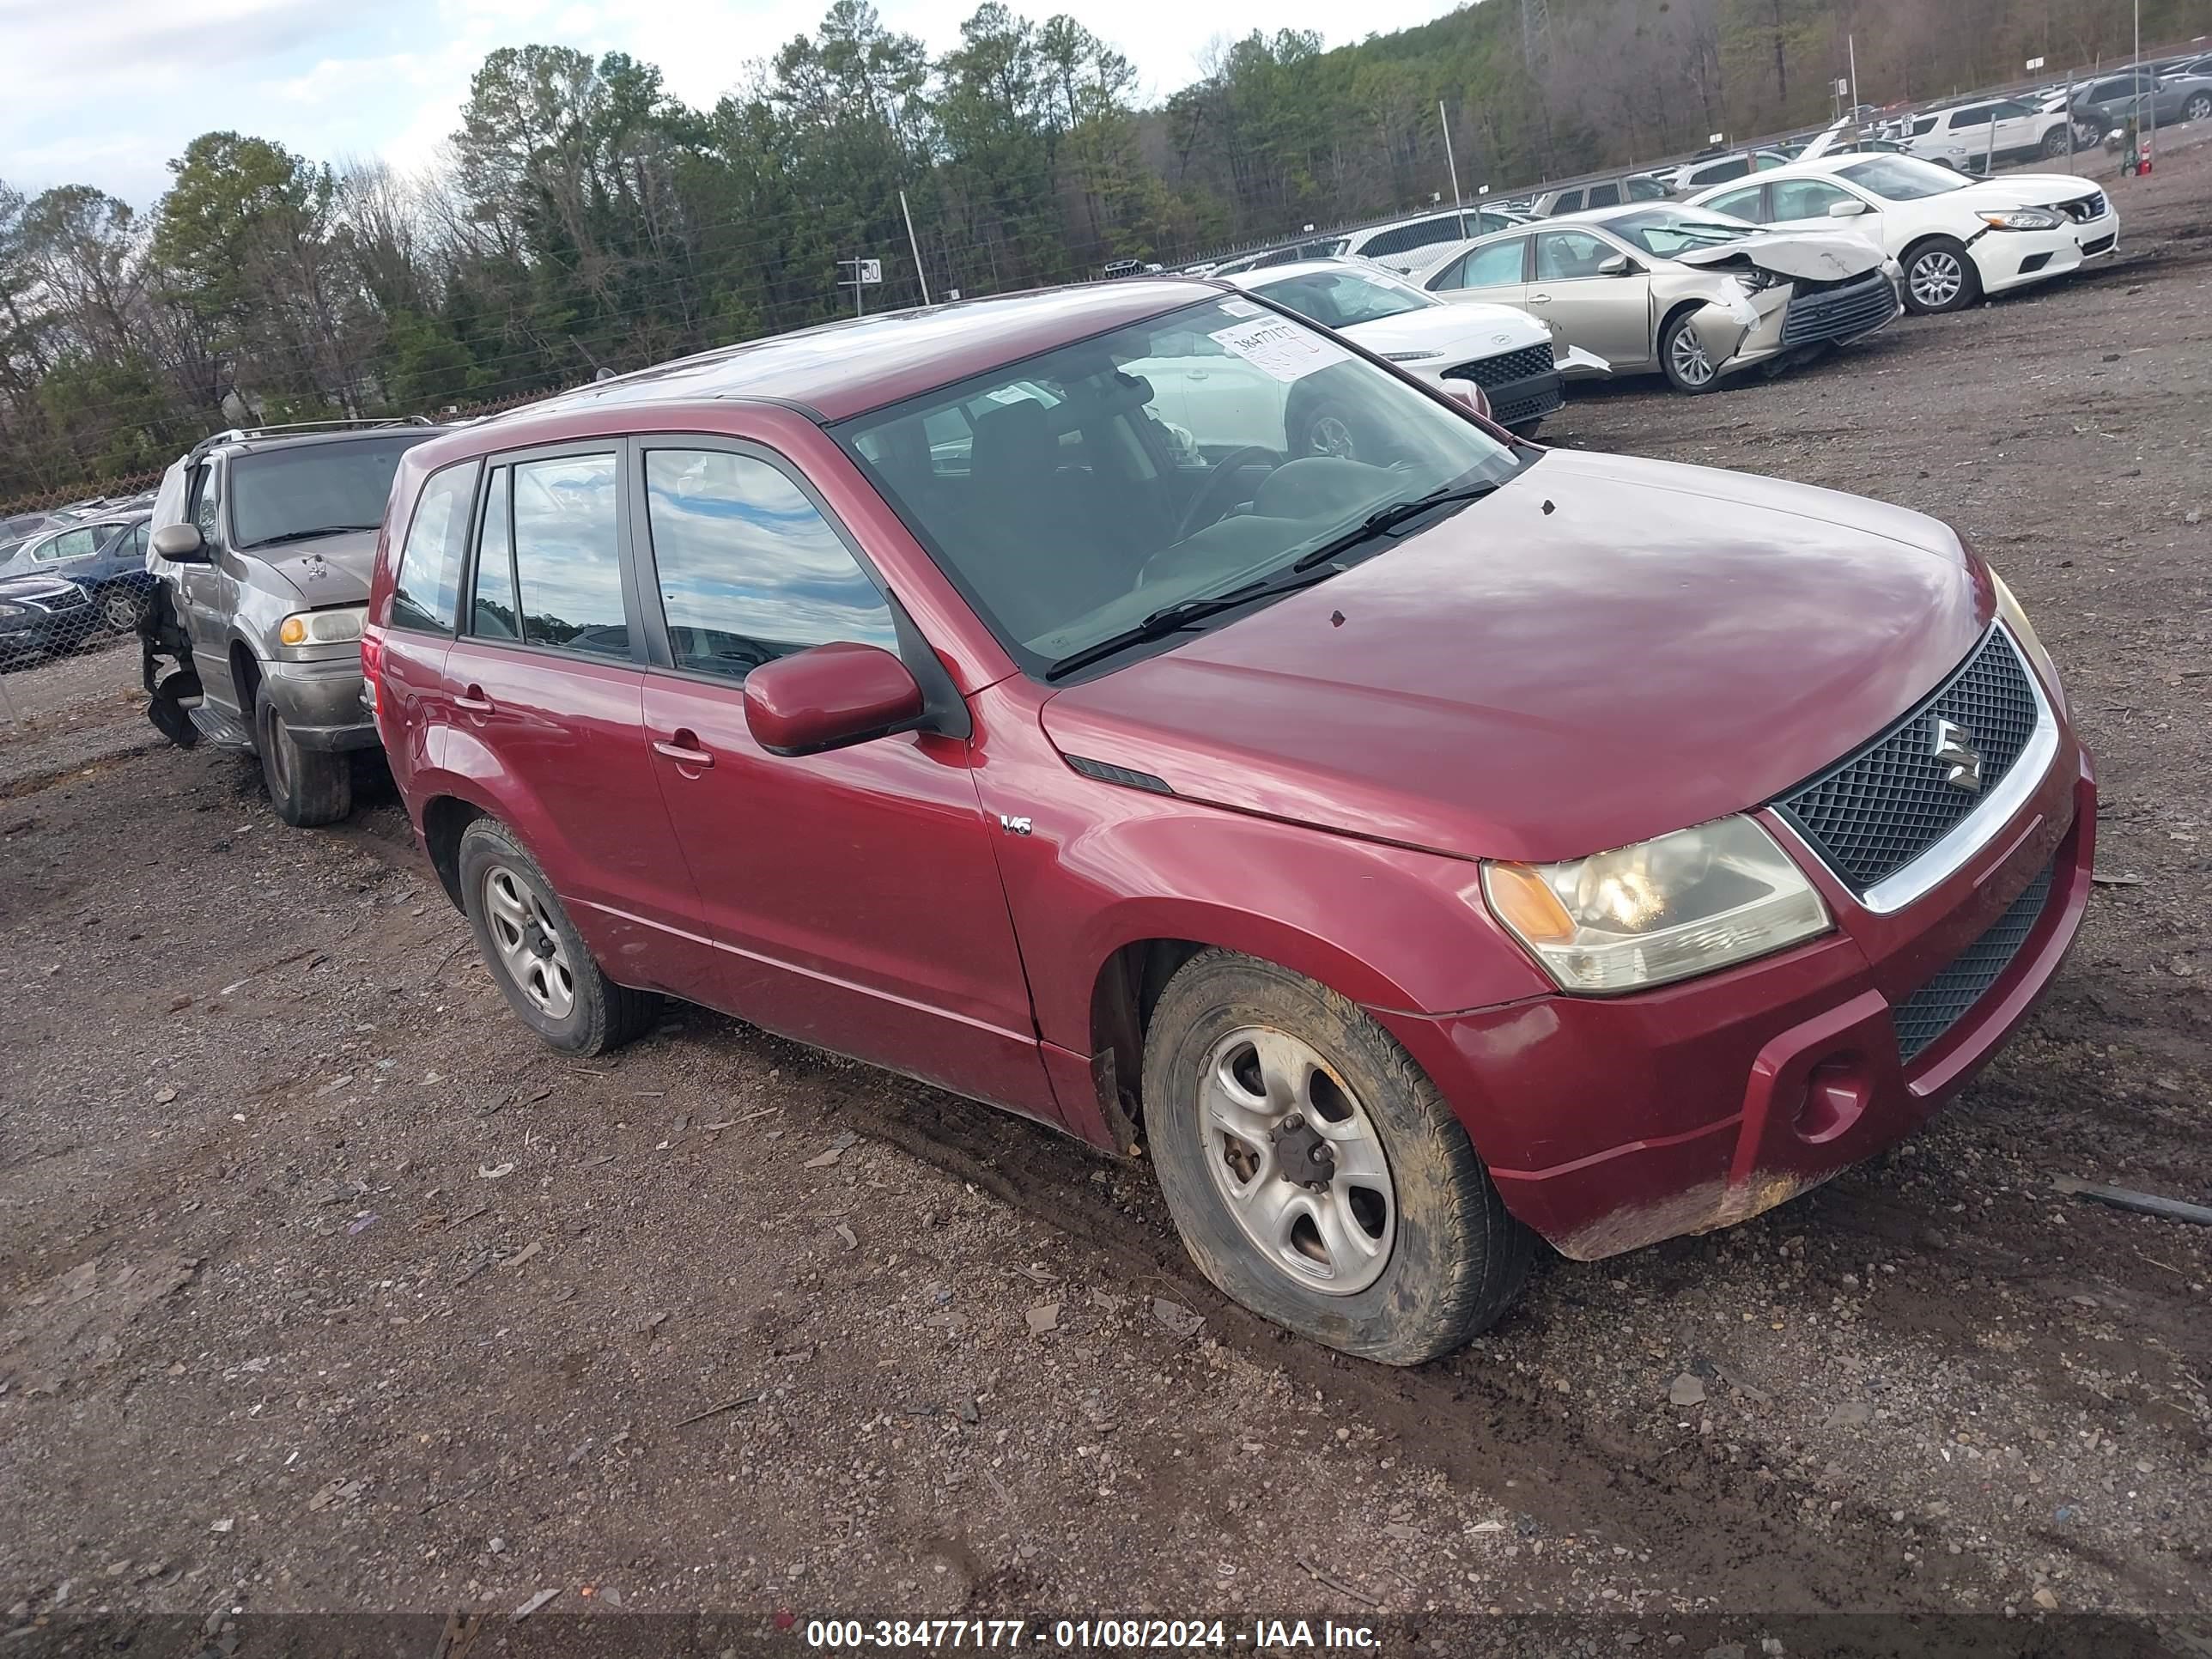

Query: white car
1686 153 2119 314
1213 260 1589 437
1905 96 2093 168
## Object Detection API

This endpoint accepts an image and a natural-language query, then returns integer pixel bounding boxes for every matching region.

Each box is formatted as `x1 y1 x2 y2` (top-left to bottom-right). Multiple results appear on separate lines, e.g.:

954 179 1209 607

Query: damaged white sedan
1419 204 1904 393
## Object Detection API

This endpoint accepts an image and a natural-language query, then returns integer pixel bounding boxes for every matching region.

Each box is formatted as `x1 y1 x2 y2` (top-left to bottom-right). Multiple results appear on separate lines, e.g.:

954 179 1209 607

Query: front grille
1779 270 1899 348
1445 341 1554 390
2058 191 2107 222
2081 233 2115 256
1891 860 2053 1064
1772 628 2040 892
40 586 89 611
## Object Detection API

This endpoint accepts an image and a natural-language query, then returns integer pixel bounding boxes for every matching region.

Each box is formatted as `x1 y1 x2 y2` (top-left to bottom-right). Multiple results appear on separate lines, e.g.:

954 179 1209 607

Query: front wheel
2185 92 2212 123
1659 311 1723 392
255 696 351 827
100 587 147 634
1903 238 1981 313
1142 951 1532 1365
457 818 658 1054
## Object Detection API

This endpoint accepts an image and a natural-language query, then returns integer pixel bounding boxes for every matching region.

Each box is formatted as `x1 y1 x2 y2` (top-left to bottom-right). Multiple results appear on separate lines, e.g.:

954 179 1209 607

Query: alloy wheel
101 591 142 632
1911 249 1966 308
2187 94 2211 122
483 864 576 1019
1668 326 1717 387
1198 1026 1397 1295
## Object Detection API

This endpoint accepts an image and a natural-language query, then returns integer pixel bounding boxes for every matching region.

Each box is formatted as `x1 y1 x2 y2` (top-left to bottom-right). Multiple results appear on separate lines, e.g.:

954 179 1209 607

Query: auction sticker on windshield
1208 318 1352 382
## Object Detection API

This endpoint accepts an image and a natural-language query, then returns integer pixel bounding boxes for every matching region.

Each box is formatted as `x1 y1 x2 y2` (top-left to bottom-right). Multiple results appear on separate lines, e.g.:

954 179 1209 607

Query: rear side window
643 448 898 682
389 460 478 634
511 453 628 659
1550 190 1583 213
1705 184 1765 221
1449 238 1527 289
1587 182 1622 208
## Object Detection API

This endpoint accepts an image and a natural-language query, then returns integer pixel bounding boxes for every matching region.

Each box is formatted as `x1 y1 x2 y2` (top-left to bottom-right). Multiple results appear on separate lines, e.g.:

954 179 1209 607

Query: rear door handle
653 731 714 768
453 684 495 714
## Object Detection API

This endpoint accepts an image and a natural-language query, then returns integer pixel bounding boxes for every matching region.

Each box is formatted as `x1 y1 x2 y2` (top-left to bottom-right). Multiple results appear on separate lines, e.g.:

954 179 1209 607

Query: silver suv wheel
483 863 576 1018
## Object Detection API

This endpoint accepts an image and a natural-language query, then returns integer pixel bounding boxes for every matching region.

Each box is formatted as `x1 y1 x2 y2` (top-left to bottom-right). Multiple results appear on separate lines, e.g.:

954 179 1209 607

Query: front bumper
260 653 380 752
1697 269 1902 378
1972 223 2087 293
1378 726 2094 1260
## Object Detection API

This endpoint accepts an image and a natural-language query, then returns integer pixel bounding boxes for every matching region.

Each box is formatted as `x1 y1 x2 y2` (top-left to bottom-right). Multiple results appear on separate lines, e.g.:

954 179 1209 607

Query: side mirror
1598 252 1634 276
744 641 925 757
1827 198 1870 217
150 523 208 562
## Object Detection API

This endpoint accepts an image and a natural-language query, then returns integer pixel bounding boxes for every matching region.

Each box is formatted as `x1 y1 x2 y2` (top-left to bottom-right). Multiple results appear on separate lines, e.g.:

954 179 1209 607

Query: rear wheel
1659 311 1723 392
1903 237 1981 313
1142 951 1532 1365
457 818 657 1055
2185 92 2212 123
2040 125 2072 158
255 696 351 827
100 587 146 633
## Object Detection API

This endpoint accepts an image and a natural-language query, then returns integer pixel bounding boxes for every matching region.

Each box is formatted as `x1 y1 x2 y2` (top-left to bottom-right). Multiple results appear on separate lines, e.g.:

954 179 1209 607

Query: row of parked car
88 232 2094 1367
0 504 159 669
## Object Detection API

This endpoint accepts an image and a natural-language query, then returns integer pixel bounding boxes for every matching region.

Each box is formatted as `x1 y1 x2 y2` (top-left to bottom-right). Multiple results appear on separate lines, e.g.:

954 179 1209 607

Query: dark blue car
0 573 100 667
0 513 155 632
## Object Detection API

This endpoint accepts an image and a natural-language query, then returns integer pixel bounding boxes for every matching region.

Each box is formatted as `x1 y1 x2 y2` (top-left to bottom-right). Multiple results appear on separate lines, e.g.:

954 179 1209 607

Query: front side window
511 453 628 659
192 467 222 544
1838 155 1971 200
1534 229 1615 279
643 449 898 682
1250 270 1432 328
1627 175 1669 200
1702 185 1765 222
389 460 479 634
228 434 426 551
1771 179 1857 221
838 296 1523 678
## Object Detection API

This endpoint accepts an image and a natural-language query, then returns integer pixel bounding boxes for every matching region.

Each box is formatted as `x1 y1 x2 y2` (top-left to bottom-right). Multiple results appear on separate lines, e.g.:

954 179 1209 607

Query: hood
1960 173 2102 209
1671 229 1888 282
1341 302 1548 359
264 528 378 606
1038 449 1990 864
0 574 83 604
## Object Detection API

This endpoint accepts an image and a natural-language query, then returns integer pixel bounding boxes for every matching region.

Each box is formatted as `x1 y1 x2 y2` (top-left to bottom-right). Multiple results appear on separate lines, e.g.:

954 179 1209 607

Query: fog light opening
1793 1056 1870 1145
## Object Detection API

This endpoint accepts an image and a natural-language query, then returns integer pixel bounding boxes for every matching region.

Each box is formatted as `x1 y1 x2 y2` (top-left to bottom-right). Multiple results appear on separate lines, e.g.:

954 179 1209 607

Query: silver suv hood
264 529 378 607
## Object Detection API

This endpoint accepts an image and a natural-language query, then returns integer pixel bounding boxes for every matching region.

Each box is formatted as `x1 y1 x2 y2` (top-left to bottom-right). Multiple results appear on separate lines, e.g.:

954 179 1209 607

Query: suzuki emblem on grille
1930 719 1984 793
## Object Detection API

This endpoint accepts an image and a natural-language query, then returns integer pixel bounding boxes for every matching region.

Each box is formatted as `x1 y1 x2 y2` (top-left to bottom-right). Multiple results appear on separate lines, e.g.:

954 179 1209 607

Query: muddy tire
1903 237 1981 314
1142 950 1531 1365
1659 310 1723 392
255 696 351 827
457 817 657 1056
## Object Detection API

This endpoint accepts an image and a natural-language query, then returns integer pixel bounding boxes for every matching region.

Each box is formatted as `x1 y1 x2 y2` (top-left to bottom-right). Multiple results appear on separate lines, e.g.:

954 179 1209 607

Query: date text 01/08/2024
802 1619 1384 1650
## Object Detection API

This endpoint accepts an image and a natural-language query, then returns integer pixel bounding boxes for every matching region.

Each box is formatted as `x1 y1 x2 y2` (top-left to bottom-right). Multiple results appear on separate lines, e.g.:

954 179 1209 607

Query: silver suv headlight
277 605 365 647
1482 816 1832 994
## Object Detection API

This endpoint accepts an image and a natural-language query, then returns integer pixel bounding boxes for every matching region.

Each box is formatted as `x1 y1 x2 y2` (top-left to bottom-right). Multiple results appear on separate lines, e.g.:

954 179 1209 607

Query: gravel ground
1 146 2207 1654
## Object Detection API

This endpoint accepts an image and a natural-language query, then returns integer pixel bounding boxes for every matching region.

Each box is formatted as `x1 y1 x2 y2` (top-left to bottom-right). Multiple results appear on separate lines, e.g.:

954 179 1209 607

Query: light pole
1439 100 1466 234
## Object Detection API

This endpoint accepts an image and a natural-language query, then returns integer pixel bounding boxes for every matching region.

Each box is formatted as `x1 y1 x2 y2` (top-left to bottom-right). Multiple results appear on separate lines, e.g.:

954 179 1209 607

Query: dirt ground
2 143 2209 1655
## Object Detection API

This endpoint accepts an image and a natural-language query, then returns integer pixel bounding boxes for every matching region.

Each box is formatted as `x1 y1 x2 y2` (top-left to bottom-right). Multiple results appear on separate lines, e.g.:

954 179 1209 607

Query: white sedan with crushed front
1687 153 2119 314
1129 260 1595 447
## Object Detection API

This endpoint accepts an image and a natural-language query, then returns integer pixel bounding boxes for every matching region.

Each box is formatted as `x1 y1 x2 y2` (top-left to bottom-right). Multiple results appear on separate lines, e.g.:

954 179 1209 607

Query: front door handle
1528 291 1553 303
453 684 495 714
653 731 714 768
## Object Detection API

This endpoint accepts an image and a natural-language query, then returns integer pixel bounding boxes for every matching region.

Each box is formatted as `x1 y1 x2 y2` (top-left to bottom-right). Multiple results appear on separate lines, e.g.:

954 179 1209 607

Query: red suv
367 282 2093 1364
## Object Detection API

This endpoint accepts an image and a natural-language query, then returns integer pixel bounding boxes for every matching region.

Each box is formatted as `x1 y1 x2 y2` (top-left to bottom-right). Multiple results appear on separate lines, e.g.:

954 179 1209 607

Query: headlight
1989 568 2057 690
1731 268 1780 295
0 602 24 619
1379 349 1443 362
1976 208 2063 230
277 606 365 647
1482 816 1832 994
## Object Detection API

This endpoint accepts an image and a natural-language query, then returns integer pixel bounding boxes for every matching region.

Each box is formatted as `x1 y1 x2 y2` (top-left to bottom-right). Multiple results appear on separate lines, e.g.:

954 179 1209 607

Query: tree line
0 0 2194 503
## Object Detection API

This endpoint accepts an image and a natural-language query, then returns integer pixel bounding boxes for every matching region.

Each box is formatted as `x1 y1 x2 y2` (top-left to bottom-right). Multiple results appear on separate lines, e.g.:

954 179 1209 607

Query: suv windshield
228 434 429 550
837 297 1523 678
1838 155 1971 200
1602 208 1758 258
1247 268 1434 327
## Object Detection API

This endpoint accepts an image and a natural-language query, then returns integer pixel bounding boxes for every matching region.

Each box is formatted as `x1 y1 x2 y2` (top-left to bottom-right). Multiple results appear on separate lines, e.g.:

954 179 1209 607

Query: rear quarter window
388 460 480 634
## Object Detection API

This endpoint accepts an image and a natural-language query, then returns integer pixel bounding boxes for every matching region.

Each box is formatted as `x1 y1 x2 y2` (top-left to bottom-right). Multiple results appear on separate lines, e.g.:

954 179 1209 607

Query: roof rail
185 415 434 463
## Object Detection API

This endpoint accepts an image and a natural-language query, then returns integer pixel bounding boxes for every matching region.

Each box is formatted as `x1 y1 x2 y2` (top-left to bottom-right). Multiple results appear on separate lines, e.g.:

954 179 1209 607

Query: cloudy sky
3 0 1465 210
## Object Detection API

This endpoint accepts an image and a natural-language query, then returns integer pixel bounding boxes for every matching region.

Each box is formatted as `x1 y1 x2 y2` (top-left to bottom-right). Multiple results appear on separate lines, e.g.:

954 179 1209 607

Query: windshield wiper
1291 480 1504 572
1043 568 1342 682
243 525 380 550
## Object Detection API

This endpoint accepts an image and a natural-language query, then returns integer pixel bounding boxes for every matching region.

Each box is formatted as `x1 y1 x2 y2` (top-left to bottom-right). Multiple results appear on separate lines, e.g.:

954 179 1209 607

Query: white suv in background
1689 152 2118 313
1907 97 2090 168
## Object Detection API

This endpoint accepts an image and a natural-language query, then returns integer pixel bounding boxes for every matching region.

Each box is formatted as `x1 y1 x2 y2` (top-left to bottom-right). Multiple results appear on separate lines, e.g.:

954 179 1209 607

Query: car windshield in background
1249 269 1434 328
228 434 430 550
1838 155 1972 200
1603 208 1759 258
836 296 1522 678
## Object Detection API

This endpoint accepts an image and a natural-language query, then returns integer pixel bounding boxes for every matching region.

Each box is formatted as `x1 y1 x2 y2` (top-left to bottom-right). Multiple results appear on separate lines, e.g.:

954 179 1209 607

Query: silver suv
140 420 446 825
